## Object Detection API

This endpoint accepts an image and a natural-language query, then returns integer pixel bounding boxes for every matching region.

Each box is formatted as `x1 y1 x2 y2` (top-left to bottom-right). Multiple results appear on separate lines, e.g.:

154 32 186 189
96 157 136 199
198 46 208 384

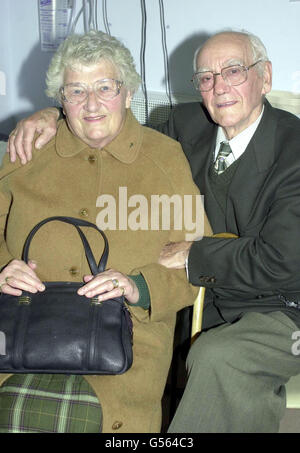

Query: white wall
0 0 300 134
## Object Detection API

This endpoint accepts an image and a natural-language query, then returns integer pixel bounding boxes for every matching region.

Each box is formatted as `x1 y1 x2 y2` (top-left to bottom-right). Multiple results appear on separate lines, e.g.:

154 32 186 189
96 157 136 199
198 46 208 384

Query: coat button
69 266 79 276
88 155 96 164
199 276 216 283
79 208 89 217
112 421 123 430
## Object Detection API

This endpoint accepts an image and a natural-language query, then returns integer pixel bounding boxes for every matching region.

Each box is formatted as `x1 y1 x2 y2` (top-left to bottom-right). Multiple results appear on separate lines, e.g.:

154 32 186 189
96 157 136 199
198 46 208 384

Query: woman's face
62 60 132 148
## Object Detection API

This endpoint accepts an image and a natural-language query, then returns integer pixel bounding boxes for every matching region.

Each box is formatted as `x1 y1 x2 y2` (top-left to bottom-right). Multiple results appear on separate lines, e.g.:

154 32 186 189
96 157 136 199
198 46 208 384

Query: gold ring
111 278 119 289
120 286 125 296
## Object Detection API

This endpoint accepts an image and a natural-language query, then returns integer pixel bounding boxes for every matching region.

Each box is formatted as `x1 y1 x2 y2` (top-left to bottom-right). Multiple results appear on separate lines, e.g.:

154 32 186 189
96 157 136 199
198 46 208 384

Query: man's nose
213 73 231 95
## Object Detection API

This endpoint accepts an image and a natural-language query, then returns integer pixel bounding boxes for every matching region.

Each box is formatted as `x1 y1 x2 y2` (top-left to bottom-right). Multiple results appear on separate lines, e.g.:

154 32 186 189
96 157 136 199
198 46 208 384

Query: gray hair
193 30 269 76
46 30 141 102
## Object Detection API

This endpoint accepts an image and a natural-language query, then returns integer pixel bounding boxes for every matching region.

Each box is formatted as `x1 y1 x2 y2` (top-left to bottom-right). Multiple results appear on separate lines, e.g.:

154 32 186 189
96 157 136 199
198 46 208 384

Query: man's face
196 33 272 139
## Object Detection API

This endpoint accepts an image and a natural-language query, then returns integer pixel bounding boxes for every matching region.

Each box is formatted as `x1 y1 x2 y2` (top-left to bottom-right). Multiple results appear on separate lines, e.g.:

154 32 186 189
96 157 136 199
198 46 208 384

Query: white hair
46 30 141 102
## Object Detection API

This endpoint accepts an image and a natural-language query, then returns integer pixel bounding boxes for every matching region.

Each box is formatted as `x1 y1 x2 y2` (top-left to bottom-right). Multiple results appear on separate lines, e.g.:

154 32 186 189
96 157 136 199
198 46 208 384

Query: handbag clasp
91 297 102 306
18 295 31 305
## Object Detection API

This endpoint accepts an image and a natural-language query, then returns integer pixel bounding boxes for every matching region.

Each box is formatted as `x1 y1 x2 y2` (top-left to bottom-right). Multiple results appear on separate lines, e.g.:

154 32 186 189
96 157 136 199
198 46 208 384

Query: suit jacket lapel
225 100 278 233
188 125 231 232
188 124 217 193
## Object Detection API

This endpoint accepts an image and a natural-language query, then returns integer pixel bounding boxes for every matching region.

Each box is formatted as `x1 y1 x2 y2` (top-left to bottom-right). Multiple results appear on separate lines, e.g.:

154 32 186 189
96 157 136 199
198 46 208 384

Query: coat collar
55 109 143 164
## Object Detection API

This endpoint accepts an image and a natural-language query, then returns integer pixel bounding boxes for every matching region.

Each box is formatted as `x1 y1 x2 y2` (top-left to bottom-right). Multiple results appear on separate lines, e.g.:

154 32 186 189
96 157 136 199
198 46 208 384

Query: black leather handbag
0 216 133 375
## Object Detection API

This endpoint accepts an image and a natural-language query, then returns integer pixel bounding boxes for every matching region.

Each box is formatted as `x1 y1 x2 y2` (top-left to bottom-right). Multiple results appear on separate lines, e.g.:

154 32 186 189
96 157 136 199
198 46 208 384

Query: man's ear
262 61 272 95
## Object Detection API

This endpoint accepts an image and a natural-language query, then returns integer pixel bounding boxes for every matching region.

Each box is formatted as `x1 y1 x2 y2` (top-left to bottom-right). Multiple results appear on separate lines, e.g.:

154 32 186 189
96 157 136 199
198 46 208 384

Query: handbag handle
22 216 109 275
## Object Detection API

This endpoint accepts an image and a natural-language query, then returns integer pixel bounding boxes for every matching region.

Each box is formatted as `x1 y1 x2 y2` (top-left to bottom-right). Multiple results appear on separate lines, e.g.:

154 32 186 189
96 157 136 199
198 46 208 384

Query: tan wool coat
0 109 211 432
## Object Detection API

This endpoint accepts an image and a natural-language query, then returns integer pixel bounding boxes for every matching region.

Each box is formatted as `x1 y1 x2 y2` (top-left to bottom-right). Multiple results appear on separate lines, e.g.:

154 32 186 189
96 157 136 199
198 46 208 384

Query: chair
191 232 300 409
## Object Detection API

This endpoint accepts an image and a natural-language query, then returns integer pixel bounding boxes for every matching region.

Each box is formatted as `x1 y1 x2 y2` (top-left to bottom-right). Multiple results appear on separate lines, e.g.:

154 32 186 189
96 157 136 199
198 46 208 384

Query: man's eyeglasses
60 78 123 104
191 60 263 92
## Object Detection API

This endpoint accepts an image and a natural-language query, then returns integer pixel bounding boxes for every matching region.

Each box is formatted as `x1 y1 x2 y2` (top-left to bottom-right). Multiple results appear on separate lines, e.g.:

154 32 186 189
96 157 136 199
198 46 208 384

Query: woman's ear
125 91 133 109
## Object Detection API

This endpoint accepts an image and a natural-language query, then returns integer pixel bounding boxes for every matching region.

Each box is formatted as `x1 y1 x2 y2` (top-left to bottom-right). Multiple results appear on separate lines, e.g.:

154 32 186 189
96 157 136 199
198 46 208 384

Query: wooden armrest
191 232 238 344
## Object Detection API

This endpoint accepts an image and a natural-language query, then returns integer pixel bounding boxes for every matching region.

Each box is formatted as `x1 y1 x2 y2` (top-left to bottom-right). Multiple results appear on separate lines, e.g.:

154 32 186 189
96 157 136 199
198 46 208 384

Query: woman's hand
0 259 45 296
7 108 60 164
78 269 139 304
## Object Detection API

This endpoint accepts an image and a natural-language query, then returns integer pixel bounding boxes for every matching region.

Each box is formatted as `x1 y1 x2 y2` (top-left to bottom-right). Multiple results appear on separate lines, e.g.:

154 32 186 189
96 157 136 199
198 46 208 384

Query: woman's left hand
77 269 139 304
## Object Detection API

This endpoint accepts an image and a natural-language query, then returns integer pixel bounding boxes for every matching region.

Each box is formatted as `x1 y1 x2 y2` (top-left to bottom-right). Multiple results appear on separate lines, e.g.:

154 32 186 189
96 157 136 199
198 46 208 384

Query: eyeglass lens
63 79 121 103
194 65 247 92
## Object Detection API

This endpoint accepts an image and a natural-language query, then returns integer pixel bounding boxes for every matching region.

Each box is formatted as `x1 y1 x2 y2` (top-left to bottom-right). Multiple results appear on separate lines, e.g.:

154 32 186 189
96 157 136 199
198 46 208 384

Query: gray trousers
168 310 300 433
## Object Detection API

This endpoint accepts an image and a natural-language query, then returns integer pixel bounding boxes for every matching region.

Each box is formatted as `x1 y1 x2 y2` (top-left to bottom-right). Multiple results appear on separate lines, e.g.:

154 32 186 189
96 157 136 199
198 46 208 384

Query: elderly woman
0 31 211 433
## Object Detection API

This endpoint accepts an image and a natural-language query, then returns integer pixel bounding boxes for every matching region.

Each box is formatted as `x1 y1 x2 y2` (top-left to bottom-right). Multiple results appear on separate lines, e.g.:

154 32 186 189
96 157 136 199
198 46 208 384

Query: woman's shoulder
141 124 189 164
0 134 55 180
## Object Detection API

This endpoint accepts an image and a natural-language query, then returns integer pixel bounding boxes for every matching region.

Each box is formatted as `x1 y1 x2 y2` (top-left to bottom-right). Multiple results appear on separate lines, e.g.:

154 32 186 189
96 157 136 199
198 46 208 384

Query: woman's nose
83 90 102 111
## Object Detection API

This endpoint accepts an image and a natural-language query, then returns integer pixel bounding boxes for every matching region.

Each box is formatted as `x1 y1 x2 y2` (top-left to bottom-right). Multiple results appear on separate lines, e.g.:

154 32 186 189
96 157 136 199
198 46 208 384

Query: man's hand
7 107 60 164
158 241 193 269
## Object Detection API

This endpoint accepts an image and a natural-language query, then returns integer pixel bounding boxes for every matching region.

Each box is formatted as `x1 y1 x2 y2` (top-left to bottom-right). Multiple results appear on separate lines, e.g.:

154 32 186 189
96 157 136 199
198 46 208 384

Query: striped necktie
214 141 232 175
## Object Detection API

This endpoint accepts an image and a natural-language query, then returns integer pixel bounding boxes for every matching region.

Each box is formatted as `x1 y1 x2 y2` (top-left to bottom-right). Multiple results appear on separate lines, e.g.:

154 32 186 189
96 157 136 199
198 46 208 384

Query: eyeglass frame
191 59 264 92
59 78 124 104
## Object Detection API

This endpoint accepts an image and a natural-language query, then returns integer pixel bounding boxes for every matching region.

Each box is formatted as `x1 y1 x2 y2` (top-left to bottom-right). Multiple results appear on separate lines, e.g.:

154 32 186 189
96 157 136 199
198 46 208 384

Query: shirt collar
215 105 265 161
55 109 142 164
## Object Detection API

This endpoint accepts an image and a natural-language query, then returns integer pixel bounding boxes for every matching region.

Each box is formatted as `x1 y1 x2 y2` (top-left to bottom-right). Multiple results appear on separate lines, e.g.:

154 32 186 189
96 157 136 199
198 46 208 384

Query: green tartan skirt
0 374 102 433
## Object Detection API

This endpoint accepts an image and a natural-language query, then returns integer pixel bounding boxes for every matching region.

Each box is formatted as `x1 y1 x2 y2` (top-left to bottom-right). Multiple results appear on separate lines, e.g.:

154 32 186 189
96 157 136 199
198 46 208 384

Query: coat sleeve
130 141 212 322
0 154 21 269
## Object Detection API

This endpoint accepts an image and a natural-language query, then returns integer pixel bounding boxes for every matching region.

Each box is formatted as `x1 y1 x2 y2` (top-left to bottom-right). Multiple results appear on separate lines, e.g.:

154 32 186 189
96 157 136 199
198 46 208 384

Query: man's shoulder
171 101 212 122
272 106 300 144
266 100 300 129
166 101 215 143
279 112 300 133
142 123 186 156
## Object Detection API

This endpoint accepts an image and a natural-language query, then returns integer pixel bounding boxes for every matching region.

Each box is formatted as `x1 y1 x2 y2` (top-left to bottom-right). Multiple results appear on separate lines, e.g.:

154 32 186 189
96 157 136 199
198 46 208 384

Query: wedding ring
120 286 125 296
111 278 119 289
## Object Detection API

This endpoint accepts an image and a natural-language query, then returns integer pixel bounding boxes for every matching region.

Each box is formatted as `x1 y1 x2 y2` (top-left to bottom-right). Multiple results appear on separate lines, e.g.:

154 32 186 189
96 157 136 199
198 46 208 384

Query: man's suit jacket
156 99 300 323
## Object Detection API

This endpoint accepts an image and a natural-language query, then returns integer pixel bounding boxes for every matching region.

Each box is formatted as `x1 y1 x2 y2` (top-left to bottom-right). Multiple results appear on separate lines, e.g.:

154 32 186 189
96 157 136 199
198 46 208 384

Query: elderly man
6 30 300 433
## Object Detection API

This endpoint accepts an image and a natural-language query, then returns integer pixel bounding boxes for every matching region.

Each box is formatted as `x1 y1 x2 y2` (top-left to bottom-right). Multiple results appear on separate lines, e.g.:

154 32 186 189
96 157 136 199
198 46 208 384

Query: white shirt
214 105 265 167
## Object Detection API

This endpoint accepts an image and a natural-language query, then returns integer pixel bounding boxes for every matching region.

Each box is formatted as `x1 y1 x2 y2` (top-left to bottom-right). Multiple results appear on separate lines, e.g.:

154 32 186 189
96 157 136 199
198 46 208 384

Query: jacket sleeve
188 156 300 296
151 110 179 140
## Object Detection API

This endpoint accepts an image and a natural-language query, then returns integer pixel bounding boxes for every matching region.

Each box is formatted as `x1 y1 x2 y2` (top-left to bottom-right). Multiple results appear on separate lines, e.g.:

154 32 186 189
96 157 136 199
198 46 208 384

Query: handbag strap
22 216 109 275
